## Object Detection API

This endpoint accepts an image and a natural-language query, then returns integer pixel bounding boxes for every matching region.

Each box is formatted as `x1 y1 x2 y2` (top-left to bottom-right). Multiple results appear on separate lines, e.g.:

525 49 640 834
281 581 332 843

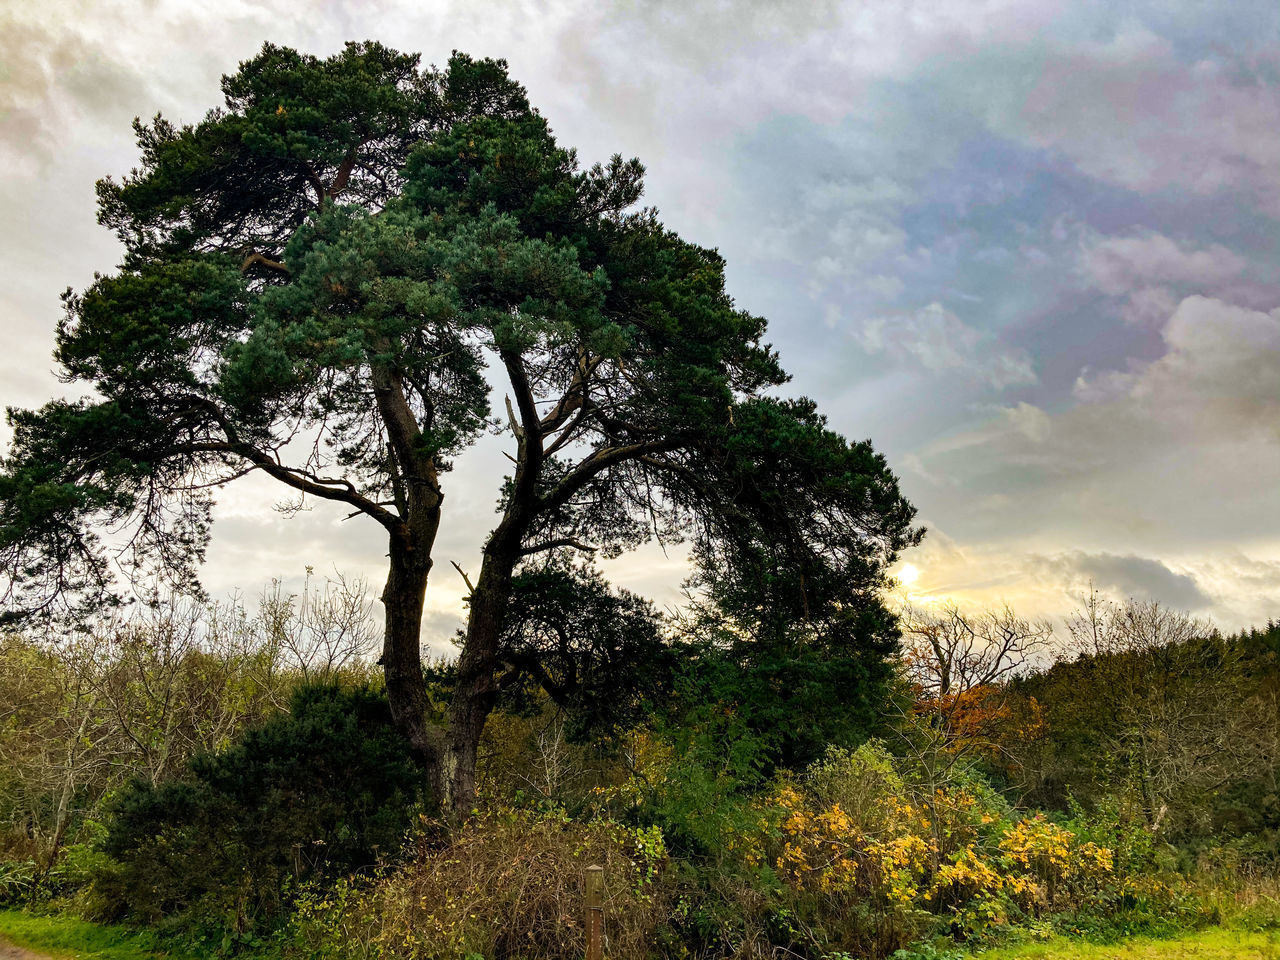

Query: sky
2 0 1280 646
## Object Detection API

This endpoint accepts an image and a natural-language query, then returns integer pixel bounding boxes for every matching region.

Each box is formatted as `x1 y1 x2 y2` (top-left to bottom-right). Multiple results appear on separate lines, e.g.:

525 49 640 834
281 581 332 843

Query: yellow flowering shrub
767 775 939 907
745 744 1120 950
998 814 1114 910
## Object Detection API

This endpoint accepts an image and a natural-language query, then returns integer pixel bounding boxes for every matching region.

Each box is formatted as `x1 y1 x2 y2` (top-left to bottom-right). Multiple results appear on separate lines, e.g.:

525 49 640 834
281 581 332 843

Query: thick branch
328 148 359 199
240 252 290 275
172 397 400 530
501 351 543 453
517 538 597 557
485 350 547 559
540 438 681 515
368 340 439 514
543 402 590 458
302 162 326 206
538 349 601 435
243 454 400 529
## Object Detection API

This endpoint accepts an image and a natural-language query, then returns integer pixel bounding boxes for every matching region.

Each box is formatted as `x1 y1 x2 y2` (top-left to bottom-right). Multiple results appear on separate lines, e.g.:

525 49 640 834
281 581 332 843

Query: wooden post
585 864 604 960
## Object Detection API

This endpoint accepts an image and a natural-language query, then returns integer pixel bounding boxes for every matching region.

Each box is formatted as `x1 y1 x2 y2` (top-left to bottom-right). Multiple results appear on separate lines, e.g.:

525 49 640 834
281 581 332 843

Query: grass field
972 927 1280 959
0 910 203 960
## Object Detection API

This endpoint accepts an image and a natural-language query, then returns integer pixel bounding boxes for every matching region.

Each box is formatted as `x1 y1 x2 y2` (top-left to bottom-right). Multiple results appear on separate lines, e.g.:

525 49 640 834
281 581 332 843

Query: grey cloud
0 16 147 169
1033 551 1211 610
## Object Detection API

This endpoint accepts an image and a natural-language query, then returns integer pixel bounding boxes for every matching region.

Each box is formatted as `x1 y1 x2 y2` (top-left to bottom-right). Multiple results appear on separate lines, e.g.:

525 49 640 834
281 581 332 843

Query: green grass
0 910 204 960
971 927 1280 959
3 911 1277 960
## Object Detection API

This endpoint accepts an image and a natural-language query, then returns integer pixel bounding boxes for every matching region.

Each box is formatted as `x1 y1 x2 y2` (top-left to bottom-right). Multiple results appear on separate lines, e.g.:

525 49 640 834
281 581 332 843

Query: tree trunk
380 535 444 797
443 541 519 816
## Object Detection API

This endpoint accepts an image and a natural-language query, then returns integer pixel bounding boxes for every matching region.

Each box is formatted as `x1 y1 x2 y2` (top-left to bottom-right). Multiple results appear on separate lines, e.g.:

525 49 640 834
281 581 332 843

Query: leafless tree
258 569 380 685
900 601 1054 700
886 601 1055 795
0 572 379 870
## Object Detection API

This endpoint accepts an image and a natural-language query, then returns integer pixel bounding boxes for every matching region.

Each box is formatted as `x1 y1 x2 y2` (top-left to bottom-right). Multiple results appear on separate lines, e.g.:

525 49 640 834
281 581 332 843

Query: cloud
854 302 1037 389
0 15 147 172
901 293 1280 577
5 0 1280 641
1031 551 1212 610
971 22 1280 214
1000 402 1050 443
1078 231 1248 296
1075 229 1258 325
1074 295 1280 439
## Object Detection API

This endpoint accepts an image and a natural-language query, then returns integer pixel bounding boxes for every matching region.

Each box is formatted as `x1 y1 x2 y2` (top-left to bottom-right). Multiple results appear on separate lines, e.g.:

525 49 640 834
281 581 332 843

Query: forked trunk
382 530 516 817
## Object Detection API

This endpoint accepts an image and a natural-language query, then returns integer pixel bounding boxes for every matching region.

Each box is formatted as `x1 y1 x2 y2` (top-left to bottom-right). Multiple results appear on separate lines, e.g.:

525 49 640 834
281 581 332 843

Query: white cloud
1001 402 1051 443
854 302 1037 389
1078 231 1247 297
903 294 1280 583
1073 296 1280 438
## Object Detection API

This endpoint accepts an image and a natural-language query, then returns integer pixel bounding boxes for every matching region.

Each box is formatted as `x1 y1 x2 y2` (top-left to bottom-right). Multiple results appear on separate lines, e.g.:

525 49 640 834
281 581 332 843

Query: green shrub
94 684 423 931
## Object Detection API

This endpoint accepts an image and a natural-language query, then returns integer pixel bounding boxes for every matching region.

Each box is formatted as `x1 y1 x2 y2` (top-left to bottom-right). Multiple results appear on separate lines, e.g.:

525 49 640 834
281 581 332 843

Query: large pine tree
0 42 921 813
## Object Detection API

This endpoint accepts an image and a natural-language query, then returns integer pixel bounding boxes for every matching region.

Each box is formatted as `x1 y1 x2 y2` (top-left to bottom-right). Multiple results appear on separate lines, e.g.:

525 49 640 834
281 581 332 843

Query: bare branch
450 561 476 598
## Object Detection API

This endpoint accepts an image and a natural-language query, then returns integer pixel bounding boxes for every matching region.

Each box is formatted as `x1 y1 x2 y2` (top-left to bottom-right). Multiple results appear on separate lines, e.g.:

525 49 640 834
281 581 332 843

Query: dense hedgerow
1 598 1277 959
271 738 1247 960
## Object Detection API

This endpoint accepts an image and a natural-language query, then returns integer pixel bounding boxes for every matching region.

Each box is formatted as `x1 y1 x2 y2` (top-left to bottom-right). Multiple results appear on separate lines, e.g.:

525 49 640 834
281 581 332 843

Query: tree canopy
0 41 922 813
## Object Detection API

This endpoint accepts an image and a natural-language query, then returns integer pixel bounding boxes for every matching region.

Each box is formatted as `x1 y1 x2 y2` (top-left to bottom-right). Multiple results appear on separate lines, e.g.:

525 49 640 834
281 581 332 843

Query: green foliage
659 617 899 789
998 605 1279 860
95 685 422 930
492 563 673 741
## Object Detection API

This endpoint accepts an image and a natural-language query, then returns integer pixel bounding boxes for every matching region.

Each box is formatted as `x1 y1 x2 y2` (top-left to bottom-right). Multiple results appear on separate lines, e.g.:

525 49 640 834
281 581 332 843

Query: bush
288 806 673 960
94 684 423 931
671 744 1137 957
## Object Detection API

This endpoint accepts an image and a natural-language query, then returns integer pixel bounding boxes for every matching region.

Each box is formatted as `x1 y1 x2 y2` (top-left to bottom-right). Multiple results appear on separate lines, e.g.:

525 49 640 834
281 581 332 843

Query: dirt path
0 938 56 960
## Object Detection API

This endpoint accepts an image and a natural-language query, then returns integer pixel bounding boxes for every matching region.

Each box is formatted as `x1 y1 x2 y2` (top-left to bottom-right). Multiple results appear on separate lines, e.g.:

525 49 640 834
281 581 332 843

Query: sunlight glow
898 562 921 586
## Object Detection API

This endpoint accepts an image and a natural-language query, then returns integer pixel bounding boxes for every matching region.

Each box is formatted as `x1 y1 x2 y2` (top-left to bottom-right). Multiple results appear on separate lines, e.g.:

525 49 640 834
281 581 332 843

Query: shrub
94 684 423 931
289 806 674 960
